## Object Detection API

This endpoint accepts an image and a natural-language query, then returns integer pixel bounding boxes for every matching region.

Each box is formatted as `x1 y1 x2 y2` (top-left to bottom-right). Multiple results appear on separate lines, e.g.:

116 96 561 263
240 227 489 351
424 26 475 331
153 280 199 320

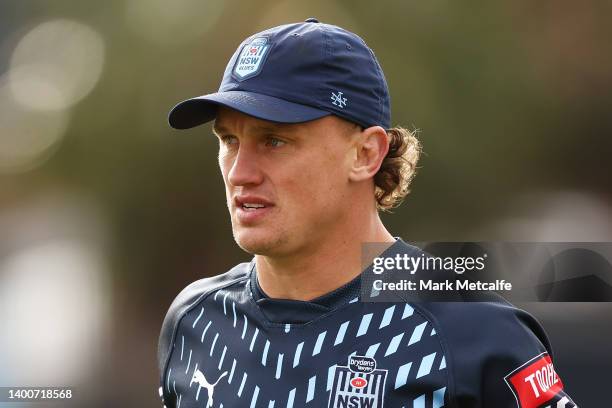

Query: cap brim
168 90 330 130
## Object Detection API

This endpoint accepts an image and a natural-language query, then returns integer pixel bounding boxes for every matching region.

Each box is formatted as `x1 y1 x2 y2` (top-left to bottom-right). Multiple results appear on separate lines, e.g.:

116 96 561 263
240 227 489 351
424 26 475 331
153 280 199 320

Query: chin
233 227 289 256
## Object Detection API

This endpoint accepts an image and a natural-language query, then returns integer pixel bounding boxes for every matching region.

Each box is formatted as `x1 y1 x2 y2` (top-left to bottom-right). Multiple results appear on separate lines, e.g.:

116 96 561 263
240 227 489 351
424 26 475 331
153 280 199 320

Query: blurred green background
1 0 611 406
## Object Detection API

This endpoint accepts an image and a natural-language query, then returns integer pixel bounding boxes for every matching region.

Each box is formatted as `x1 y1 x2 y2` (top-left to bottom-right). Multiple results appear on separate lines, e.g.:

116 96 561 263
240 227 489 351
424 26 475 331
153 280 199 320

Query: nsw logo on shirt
328 355 387 408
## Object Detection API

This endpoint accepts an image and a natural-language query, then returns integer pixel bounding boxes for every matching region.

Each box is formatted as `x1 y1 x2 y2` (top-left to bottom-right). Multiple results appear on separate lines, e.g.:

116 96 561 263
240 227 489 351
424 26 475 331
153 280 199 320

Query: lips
233 195 274 223
234 195 274 210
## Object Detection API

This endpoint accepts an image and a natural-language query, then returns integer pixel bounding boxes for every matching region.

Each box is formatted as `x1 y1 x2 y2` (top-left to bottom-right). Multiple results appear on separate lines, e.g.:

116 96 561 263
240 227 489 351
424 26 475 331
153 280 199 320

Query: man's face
214 107 360 256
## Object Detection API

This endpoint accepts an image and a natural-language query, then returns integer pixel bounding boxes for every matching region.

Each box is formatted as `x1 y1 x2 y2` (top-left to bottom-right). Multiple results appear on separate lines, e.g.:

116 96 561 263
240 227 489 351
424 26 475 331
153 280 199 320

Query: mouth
241 203 267 211
234 195 274 222
235 195 274 209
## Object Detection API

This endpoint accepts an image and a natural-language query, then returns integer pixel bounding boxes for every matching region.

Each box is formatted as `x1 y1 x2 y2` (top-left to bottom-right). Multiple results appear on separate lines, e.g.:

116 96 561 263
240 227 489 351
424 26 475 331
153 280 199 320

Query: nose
227 144 264 187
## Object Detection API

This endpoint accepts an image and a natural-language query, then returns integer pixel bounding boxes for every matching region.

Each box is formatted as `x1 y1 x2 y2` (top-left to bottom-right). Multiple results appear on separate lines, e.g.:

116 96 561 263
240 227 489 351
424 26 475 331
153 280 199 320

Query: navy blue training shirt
157 238 577 408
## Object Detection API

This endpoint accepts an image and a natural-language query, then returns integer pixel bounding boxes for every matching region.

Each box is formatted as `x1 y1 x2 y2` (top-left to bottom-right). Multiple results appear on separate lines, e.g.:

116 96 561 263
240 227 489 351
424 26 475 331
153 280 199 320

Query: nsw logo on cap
233 37 271 81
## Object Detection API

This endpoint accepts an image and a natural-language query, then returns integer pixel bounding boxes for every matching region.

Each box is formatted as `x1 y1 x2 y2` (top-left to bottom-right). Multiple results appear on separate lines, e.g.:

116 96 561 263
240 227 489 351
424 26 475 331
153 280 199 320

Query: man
158 19 577 407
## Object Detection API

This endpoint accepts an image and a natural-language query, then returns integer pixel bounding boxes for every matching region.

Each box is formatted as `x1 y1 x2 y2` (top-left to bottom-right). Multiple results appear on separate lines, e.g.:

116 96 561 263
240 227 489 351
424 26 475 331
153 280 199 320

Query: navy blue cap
168 19 391 130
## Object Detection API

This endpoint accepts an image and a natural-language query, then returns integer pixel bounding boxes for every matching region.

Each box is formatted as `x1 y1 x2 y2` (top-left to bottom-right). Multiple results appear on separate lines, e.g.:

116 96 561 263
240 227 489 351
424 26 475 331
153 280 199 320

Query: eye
265 136 286 148
220 135 238 146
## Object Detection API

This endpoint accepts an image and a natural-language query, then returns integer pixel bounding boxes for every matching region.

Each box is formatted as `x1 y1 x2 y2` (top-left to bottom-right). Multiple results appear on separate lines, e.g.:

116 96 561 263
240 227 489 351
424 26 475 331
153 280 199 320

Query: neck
255 212 395 301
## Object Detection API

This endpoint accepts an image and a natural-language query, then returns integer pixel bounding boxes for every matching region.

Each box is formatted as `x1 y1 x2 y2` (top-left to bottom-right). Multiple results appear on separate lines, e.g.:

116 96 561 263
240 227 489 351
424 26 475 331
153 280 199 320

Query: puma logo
190 368 228 408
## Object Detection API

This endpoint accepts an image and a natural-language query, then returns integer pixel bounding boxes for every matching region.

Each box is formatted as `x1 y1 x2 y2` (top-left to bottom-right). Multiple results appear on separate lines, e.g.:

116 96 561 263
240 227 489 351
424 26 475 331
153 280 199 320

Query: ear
348 126 389 182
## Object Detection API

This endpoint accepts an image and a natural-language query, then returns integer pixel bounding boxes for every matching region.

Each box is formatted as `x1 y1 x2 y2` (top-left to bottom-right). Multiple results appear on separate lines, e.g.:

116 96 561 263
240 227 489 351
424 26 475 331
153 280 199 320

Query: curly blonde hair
374 127 422 211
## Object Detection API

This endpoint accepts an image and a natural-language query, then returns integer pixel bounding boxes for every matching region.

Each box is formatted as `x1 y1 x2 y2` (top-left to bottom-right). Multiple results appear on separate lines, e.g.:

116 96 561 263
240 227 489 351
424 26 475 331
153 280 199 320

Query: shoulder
414 300 576 407
156 262 252 377
417 299 552 357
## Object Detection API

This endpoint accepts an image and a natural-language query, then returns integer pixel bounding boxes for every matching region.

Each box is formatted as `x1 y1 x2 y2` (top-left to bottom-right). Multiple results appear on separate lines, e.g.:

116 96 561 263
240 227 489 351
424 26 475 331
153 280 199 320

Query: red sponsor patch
504 353 564 408
350 377 368 389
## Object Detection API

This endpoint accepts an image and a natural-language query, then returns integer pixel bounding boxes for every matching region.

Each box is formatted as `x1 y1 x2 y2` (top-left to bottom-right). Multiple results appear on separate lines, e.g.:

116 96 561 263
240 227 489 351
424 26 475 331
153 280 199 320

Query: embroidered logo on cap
233 37 271 81
331 91 347 108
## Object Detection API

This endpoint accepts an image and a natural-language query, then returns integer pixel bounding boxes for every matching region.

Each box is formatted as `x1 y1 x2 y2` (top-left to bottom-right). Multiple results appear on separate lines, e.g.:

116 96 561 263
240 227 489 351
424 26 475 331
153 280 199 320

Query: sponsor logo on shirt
504 352 565 408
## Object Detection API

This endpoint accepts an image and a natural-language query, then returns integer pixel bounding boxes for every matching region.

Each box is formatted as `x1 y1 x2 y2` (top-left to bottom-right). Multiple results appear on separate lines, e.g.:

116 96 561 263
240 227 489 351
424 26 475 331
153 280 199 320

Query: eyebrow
212 123 228 137
213 121 288 136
